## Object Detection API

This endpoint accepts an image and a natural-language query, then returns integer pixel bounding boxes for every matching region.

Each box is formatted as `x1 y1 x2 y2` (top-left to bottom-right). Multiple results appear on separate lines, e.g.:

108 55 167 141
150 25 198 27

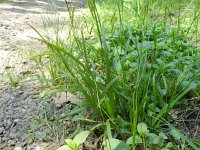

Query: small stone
8 139 16 146
0 127 4 134
22 141 28 147
14 146 23 150
11 122 16 128
17 90 23 95
0 143 6 149
49 116 55 121
7 120 12 126
19 133 27 142
4 147 12 150
4 46 10 50
35 146 44 150
16 86 22 90
9 130 17 139
23 61 28 65
2 137 9 142
14 119 20 123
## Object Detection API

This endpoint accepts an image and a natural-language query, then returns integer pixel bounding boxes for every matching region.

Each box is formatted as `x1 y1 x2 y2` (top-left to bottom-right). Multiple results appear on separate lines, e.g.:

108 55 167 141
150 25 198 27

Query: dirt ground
0 0 86 82
0 0 85 150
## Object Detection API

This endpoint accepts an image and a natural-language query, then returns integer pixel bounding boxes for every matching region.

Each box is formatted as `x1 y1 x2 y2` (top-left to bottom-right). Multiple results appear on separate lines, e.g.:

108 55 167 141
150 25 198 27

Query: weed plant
31 0 200 149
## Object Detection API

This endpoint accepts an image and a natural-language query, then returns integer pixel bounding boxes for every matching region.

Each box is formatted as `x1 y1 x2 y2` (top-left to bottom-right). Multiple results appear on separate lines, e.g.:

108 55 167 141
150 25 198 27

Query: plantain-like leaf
137 122 149 136
126 135 142 145
65 139 77 150
73 131 90 146
103 138 129 150
145 133 163 145
57 145 71 150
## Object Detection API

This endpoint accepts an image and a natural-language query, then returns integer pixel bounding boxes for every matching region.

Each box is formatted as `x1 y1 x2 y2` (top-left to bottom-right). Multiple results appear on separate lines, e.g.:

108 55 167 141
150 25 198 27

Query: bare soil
0 0 85 149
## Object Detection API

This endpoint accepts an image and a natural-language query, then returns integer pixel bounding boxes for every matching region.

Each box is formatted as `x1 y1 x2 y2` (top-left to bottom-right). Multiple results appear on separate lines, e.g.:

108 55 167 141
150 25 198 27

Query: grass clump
31 0 200 149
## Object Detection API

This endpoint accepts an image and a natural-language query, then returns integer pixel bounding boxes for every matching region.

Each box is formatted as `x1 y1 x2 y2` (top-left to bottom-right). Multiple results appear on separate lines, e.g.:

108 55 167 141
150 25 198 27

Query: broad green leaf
126 136 132 145
129 62 138 69
73 131 90 146
159 132 168 140
148 103 160 112
103 138 129 150
170 69 182 77
180 81 197 90
137 123 149 136
157 41 165 49
162 51 171 57
65 139 77 149
116 62 122 72
166 142 179 149
145 133 162 145
57 145 71 150
126 135 142 145
156 58 165 66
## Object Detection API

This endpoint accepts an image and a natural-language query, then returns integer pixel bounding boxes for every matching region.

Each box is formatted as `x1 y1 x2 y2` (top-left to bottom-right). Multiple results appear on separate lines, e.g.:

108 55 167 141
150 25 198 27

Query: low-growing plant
5 68 19 87
31 0 200 149
57 130 90 150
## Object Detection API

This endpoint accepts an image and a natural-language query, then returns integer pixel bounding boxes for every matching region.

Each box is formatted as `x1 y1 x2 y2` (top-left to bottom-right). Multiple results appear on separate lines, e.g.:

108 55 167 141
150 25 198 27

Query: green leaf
57 145 71 150
103 138 129 150
126 137 132 145
73 131 90 146
180 81 197 90
145 133 162 145
65 139 77 149
152 104 168 125
169 124 199 149
137 123 149 136
101 98 114 117
171 69 182 77
192 139 200 148
171 129 181 140
166 142 179 149
129 62 138 70
106 120 112 139
116 62 122 72
126 135 142 145
159 132 168 140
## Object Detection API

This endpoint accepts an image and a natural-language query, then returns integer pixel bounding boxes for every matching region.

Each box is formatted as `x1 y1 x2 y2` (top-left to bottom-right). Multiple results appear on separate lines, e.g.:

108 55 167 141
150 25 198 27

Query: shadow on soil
0 0 87 9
